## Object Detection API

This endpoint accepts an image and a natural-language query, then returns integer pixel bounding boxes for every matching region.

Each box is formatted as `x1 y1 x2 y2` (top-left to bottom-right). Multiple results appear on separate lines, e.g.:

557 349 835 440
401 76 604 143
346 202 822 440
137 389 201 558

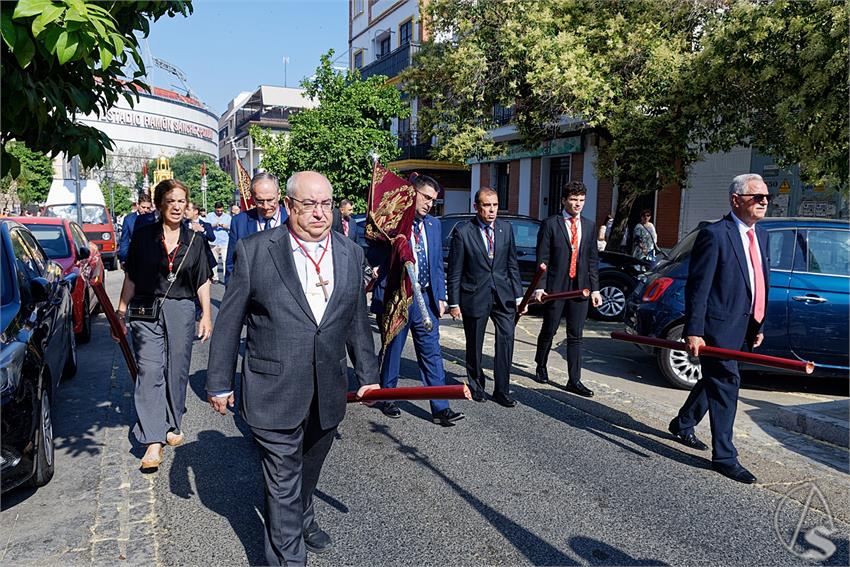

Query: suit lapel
247 210 258 236
724 215 752 295
319 233 349 329
268 229 318 326
469 220 491 264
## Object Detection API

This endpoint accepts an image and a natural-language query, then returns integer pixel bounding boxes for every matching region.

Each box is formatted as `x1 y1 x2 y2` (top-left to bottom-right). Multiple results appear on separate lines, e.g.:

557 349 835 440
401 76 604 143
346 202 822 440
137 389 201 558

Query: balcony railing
493 104 514 126
235 107 297 136
359 43 420 80
396 130 432 160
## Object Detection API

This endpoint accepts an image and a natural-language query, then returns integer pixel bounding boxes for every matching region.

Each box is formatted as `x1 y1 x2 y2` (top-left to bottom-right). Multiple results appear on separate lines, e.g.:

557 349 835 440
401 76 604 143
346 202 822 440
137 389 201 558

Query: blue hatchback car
624 218 850 389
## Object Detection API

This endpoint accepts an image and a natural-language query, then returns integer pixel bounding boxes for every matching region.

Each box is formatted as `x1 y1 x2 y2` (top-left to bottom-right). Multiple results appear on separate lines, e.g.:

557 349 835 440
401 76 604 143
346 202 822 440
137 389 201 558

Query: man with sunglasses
225 172 289 284
668 173 771 484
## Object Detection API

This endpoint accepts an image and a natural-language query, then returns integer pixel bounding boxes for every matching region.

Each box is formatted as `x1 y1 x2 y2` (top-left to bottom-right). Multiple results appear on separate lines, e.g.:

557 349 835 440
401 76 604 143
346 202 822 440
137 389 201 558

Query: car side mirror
29 277 50 303
77 246 90 261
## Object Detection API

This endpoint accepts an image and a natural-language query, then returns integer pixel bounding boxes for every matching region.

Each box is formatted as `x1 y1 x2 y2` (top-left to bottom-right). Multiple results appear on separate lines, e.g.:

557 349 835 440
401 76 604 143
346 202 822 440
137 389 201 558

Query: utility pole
71 155 83 225
283 56 290 87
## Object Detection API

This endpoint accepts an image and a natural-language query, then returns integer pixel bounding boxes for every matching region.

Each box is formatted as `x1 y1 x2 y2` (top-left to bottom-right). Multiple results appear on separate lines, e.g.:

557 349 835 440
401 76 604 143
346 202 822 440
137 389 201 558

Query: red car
14 217 104 343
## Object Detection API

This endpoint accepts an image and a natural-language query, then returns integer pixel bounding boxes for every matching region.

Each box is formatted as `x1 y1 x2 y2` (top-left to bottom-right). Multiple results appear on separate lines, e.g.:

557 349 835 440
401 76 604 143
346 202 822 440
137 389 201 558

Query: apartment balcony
359 43 420 80
397 130 432 160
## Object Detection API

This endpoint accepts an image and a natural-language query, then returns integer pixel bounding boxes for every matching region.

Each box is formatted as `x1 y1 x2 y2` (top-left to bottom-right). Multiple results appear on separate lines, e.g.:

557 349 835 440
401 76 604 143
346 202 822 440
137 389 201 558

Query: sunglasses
736 193 772 204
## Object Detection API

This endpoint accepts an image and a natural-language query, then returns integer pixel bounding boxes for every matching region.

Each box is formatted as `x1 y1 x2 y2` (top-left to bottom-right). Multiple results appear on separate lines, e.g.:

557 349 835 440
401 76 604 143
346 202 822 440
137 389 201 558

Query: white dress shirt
256 208 282 232
563 209 582 249
730 211 762 313
291 234 335 324
411 217 428 284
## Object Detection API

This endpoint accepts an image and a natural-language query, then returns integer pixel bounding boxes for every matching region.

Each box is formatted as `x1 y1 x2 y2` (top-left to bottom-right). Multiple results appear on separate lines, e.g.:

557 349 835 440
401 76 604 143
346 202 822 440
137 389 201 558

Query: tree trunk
605 185 639 254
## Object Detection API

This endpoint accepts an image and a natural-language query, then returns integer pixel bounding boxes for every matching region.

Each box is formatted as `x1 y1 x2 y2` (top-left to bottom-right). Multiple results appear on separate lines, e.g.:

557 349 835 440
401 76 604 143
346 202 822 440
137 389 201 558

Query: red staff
531 288 590 304
91 275 138 381
515 263 547 323
347 384 471 403
610 331 814 374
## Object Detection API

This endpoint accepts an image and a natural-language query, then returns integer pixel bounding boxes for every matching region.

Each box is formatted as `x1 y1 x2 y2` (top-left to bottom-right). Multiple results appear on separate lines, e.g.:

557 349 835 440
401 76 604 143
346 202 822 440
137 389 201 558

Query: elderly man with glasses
668 173 771 484
225 172 289 284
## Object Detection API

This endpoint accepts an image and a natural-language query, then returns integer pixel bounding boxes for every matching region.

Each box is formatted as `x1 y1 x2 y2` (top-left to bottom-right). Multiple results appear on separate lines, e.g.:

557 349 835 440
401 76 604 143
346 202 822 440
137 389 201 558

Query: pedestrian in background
118 194 155 266
114 179 213 470
447 187 525 407
597 214 613 251
204 201 231 283
332 198 357 240
230 204 241 217
632 209 658 265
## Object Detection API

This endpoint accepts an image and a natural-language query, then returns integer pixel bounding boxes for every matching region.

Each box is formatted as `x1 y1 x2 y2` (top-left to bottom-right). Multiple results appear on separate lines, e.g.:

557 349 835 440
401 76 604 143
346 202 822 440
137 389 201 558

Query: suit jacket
118 211 156 262
536 213 600 293
367 214 446 315
206 228 378 431
684 214 770 350
331 208 358 240
225 207 289 283
186 218 217 269
447 218 523 317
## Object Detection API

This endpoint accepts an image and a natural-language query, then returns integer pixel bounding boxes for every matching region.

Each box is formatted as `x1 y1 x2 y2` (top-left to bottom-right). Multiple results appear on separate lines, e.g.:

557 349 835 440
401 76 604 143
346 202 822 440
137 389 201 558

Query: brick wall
570 152 584 182
655 181 682 248
596 177 614 227
530 158 541 219
508 160 520 214
480 164 490 188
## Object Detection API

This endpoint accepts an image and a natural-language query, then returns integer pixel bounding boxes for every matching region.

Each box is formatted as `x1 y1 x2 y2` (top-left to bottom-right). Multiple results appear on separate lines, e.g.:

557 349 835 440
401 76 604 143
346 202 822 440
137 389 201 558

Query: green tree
140 152 235 209
692 0 848 188
254 50 409 211
0 141 54 205
100 177 134 217
0 0 193 177
405 0 848 248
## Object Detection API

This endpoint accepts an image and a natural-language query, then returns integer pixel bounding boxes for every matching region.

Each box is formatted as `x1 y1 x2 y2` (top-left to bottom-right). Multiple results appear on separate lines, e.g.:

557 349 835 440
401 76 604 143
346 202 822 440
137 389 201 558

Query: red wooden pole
533 288 590 304
515 264 547 324
347 384 471 403
610 331 814 374
91 277 138 381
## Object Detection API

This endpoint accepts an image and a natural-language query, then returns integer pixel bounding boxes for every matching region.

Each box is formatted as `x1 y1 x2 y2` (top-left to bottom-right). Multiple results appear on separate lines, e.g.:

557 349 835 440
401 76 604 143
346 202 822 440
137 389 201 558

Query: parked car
43 203 117 271
15 217 104 343
1 220 76 493
439 213 649 320
624 217 850 389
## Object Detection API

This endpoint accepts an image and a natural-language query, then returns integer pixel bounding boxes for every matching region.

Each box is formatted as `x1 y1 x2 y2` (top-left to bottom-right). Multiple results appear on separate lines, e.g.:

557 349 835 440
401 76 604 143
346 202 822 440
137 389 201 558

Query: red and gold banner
235 158 254 211
366 161 417 346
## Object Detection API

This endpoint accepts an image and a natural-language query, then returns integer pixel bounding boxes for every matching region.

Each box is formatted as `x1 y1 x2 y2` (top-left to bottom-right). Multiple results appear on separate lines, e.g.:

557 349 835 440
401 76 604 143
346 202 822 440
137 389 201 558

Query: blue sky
142 0 349 115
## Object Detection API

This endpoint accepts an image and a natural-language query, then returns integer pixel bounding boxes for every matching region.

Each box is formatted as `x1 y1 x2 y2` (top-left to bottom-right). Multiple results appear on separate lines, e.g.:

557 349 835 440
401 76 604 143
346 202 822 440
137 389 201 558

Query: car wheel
590 277 631 321
62 329 77 380
76 294 92 344
657 323 701 389
26 388 55 487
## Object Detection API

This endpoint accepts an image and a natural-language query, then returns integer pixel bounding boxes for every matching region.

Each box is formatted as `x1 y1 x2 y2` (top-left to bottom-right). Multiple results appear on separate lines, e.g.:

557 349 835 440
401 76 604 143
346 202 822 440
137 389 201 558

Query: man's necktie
263 217 272 231
747 229 765 322
343 220 349 237
486 225 494 258
414 219 430 288
568 216 579 279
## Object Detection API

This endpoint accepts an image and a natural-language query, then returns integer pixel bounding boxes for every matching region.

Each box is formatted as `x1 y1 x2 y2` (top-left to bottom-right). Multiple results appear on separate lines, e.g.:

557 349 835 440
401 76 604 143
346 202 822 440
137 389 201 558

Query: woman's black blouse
125 221 212 299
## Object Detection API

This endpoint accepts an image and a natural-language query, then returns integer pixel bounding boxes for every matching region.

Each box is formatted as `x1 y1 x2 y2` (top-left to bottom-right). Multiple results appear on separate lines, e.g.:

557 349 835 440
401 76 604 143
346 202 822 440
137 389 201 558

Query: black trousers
534 278 589 384
249 397 337 566
462 289 515 397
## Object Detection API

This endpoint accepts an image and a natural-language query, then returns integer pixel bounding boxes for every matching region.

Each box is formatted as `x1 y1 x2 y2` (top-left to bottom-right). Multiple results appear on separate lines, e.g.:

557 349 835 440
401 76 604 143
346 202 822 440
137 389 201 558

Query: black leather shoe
492 393 517 408
433 408 465 427
668 421 709 451
565 381 594 397
471 390 486 402
712 462 757 484
304 523 332 554
380 401 401 418
533 366 549 384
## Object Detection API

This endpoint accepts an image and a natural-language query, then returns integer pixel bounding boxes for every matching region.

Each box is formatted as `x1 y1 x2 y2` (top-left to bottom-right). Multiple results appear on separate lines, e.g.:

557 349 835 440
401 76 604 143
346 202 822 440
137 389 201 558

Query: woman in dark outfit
114 179 213 469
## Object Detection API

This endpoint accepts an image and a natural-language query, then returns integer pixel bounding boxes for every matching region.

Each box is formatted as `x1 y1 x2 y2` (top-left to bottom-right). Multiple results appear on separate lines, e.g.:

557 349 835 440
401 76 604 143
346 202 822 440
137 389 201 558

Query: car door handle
792 295 828 303
517 250 527 257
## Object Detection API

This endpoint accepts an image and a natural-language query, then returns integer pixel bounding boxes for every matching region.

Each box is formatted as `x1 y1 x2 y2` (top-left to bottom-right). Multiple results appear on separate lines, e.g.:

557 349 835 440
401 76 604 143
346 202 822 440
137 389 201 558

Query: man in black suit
206 171 380 566
447 187 525 407
331 199 357 240
668 173 770 484
532 181 602 397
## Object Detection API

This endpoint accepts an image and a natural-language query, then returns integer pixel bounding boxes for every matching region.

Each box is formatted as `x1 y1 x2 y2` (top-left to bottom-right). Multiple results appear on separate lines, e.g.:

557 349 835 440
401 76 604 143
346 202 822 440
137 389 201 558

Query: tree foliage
254 50 409 211
0 141 54 205
405 0 848 247
0 0 193 177
139 152 235 209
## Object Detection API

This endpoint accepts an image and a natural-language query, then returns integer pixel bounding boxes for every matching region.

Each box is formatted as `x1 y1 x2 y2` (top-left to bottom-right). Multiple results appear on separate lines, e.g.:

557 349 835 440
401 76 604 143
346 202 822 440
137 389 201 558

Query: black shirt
126 221 212 299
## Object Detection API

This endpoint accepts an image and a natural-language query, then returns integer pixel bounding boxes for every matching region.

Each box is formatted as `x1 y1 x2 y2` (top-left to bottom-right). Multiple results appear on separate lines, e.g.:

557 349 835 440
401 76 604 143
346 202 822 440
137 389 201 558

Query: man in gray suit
206 171 380 566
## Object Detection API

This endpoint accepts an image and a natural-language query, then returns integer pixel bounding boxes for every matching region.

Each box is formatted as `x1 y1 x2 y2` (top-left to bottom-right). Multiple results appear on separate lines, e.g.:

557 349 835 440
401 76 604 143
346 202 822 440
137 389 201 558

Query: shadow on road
167 429 266 565
568 535 668 566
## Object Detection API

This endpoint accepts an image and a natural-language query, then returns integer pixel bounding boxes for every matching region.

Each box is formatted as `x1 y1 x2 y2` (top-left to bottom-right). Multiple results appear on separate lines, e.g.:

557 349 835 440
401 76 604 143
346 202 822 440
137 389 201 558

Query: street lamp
105 166 114 223
282 56 290 87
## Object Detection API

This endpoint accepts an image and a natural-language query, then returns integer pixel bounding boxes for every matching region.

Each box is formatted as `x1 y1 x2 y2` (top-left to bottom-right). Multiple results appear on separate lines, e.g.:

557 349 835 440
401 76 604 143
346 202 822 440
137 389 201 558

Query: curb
771 405 849 448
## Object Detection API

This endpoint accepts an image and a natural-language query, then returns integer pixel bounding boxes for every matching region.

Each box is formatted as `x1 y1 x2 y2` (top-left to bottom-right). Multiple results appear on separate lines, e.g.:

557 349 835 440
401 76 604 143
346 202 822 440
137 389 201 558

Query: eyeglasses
736 193 772 204
253 197 279 206
288 197 334 213
416 191 436 203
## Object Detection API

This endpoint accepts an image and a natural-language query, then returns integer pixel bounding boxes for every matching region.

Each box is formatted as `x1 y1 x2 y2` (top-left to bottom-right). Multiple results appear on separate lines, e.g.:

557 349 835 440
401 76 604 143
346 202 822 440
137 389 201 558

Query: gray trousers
130 298 196 445
250 396 337 567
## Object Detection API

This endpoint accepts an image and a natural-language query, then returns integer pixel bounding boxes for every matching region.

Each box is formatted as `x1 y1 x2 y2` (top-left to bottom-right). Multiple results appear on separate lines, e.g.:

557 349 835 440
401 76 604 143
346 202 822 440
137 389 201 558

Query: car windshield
45 204 108 224
25 224 70 259
664 229 700 263
511 220 539 248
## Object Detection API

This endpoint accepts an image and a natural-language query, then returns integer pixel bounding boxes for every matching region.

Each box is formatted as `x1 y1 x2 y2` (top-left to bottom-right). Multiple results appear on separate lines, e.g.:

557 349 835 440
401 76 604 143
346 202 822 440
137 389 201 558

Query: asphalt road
1 273 847 566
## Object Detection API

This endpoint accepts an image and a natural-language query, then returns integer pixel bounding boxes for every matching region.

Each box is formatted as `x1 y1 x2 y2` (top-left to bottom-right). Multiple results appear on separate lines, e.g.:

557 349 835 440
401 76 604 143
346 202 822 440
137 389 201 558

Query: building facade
349 0 469 215
218 86 317 184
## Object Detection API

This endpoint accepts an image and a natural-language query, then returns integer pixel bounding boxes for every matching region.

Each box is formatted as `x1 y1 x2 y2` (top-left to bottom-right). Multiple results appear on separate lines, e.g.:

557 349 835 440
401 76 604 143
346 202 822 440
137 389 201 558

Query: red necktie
747 229 765 322
343 220 349 236
568 216 578 279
